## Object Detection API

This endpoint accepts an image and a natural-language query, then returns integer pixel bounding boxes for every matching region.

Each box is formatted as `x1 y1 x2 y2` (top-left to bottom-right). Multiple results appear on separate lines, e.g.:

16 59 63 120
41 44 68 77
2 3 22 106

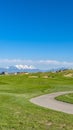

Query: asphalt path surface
30 91 73 114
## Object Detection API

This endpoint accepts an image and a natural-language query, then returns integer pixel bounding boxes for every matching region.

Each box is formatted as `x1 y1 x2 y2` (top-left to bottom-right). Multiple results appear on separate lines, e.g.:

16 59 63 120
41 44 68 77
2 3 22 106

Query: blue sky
0 0 73 69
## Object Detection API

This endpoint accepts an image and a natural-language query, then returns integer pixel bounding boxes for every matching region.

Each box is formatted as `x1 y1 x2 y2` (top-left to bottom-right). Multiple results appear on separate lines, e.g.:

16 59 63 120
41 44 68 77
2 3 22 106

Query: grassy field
56 93 73 104
0 70 73 130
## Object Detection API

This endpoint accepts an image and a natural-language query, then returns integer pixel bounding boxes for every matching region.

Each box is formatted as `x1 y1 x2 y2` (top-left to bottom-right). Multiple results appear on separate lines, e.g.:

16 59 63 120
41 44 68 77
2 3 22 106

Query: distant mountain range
0 65 40 73
0 65 68 73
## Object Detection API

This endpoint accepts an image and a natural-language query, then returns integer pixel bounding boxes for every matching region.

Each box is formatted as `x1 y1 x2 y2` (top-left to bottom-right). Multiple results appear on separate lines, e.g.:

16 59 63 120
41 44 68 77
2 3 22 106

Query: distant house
1 72 8 75
17 72 29 75
14 72 17 75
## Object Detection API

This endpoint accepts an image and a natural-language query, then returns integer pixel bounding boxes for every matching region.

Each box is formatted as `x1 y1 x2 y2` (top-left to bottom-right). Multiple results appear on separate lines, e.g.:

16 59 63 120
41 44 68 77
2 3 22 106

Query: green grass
0 72 73 130
56 93 73 104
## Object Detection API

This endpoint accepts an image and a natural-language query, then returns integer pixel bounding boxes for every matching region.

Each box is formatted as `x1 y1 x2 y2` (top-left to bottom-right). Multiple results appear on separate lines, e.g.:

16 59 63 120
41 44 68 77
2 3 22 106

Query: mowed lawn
0 72 73 130
56 93 73 104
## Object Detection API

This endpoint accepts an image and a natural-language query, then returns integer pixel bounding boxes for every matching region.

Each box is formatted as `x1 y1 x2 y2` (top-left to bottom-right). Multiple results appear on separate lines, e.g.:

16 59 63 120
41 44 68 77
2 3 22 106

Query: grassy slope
0 71 73 130
56 93 73 104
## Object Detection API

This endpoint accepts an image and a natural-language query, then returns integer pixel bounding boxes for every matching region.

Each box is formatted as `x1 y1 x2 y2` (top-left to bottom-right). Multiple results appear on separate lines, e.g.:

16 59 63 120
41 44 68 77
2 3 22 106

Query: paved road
30 91 73 114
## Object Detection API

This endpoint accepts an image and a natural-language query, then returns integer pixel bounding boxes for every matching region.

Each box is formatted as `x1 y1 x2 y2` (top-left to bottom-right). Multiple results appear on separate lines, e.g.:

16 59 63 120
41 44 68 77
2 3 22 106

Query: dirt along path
30 91 73 114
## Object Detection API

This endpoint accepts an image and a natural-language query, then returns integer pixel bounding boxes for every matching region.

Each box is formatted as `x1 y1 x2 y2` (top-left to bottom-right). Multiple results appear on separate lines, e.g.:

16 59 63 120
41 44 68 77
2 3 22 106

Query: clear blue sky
0 0 73 68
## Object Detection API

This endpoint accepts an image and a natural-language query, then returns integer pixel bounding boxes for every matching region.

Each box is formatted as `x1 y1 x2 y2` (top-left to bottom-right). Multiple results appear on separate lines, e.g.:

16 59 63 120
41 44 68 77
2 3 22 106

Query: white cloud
0 59 33 63
0 59 73 69
38 60 60 65
38 60 73 69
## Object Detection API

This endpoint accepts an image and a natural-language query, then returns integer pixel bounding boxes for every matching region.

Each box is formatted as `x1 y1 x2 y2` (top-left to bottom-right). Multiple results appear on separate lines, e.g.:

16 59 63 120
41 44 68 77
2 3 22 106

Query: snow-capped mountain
0 65 40 73
15 65 36 70
0 65 68 73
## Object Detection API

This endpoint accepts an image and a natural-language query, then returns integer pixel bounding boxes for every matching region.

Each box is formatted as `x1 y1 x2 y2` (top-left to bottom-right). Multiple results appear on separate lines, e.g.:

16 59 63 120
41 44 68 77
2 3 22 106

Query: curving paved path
30 91 73 114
